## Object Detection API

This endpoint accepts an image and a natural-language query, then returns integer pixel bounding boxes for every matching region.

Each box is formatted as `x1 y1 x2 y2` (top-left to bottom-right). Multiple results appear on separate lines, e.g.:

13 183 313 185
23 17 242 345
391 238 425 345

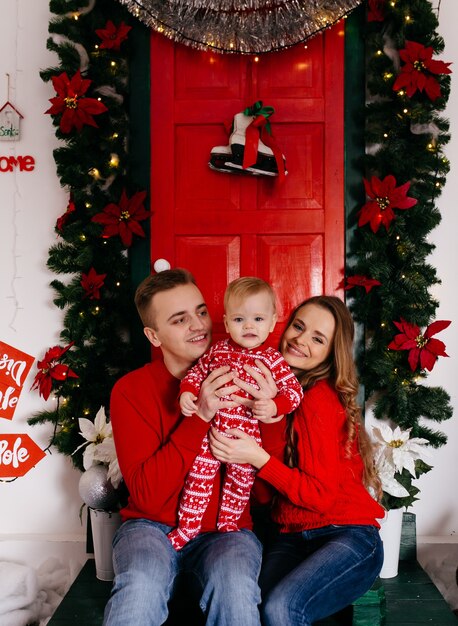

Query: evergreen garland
31 0 453 511
28 0 142 470
348 0 453 509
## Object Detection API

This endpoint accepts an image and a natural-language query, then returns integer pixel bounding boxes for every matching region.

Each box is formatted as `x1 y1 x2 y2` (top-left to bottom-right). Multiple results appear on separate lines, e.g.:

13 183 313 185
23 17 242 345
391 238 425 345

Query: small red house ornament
0 101 23 141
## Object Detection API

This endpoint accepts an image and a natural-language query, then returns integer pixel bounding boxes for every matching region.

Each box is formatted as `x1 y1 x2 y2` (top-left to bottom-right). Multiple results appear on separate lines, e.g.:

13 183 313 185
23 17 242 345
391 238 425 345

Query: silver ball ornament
78 464 119 510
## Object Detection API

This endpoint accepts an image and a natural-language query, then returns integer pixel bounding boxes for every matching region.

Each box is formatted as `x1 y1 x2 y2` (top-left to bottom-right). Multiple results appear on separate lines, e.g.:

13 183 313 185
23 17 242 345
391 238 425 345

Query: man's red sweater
110 358 252 530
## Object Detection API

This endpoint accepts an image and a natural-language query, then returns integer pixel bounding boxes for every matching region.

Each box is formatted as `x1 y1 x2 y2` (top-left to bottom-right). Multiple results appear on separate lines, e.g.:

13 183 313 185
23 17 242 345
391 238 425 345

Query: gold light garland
115 0 364 53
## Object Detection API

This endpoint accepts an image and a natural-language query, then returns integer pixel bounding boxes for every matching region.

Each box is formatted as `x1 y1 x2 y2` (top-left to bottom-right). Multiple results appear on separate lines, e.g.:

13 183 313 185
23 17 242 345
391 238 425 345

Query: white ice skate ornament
209 101 287 181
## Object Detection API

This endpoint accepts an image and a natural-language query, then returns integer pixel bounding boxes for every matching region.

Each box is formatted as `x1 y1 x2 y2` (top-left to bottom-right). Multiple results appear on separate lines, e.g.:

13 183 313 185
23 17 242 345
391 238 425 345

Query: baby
168 277 302 550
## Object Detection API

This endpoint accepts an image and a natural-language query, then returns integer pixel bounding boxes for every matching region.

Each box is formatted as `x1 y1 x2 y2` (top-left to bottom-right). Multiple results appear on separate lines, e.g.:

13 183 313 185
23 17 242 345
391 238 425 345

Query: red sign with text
0 434 46 478
0 341 35 420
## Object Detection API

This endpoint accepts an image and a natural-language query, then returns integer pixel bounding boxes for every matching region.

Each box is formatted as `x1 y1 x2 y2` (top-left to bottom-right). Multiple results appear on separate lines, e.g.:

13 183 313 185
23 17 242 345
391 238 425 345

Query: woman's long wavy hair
282 296 382 500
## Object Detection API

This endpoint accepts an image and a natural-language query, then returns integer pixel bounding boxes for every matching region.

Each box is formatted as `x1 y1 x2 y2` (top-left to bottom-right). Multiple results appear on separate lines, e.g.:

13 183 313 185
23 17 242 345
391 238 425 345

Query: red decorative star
368 0 386 22
31 342 79 401
345 275 381 293
393 40 452 102
388 318 450 371
358 175 417 233
95 20 132 51
56 196 76 232
91 189 149 247
81 267 107 300
45 70 108 134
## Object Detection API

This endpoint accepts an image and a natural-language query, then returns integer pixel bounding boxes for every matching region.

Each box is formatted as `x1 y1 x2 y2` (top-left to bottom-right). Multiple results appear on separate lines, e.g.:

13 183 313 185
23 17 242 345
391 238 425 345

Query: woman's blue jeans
102 518 262 626
259 524 383 626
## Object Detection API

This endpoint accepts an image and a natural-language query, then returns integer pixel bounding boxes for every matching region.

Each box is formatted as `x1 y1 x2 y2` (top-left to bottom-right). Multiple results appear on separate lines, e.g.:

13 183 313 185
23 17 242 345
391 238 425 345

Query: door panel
150 25 345 341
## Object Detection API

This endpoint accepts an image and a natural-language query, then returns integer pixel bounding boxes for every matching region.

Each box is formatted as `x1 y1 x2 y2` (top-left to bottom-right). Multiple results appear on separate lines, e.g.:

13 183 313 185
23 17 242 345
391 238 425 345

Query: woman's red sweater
257 379 384 532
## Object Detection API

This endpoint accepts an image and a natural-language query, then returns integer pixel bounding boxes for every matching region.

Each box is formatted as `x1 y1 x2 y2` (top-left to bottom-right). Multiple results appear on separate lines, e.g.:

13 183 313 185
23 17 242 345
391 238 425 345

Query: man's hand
194 366 238 423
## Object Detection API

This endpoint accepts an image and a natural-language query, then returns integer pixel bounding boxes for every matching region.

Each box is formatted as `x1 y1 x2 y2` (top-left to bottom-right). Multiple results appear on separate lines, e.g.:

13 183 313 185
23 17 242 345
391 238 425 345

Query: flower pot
378 507 404 579
89 508 122 581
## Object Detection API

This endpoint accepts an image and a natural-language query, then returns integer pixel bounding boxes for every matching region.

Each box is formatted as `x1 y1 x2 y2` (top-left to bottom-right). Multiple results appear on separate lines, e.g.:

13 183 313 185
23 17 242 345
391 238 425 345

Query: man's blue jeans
259 524 383 626
103 518 262 626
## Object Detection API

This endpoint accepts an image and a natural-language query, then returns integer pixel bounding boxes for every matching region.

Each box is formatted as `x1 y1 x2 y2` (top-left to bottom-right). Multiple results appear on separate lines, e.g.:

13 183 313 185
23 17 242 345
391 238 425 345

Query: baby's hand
252 399 277 422
180 391 198 416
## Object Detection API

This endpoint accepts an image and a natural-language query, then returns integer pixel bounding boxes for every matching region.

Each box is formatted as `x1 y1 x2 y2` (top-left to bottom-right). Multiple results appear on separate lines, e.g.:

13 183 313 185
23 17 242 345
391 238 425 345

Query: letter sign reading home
0 155 35 173
0 341 35 420
0 434 46 478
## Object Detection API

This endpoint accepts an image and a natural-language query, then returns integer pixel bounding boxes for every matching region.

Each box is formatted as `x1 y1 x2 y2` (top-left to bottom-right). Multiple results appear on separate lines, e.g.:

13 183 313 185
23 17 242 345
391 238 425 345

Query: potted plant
372 422 431 578
76 406 123 581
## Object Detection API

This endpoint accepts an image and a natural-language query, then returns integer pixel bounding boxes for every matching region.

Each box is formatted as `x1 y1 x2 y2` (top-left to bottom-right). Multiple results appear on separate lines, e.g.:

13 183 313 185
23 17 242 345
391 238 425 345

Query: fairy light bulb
109 153 119 168
89 168 101 179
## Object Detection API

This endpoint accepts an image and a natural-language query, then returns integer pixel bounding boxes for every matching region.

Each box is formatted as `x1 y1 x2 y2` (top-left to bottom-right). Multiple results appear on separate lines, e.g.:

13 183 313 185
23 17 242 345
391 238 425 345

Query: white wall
0 0 456 569
0 0 86 550
410 0 458 539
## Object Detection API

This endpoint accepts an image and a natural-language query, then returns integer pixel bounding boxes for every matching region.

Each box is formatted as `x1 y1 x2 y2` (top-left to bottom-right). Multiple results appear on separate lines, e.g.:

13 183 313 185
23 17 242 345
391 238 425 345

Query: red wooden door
150 25 344 342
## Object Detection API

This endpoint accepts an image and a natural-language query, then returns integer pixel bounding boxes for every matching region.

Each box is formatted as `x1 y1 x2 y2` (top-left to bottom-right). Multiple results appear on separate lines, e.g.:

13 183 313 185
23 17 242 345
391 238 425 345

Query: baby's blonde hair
224 277 276 312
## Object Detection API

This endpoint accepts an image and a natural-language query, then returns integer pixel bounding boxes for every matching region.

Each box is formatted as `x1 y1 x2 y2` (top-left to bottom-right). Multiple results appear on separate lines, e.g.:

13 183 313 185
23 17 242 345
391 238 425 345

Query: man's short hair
134 268 196 328
224 276 276 312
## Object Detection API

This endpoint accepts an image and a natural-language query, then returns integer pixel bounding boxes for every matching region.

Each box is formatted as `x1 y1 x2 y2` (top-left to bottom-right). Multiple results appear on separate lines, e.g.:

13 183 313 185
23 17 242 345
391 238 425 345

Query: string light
89 168 101 179
80 234 87 242
109 153 120 168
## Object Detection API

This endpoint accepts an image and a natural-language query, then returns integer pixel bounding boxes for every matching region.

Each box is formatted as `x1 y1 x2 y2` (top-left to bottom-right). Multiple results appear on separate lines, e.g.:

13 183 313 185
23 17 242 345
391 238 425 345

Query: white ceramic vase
378 507 404 579
89 507 122 581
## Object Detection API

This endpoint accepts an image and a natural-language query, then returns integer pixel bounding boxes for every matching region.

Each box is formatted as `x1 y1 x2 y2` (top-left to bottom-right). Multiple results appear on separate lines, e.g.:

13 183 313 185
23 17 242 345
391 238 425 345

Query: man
103 268 262 626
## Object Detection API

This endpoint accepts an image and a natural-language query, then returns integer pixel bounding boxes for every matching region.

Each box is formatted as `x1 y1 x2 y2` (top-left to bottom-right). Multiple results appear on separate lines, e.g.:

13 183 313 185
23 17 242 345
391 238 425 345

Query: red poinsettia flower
388 318 450 371
81 267 107 300
358 175 417 233
393 40 452 101
45 70 108 134
56 196 76 232
368 0 386 22
31 342 79 401
345 275 381 293
91 189 149 247
95 20 132 51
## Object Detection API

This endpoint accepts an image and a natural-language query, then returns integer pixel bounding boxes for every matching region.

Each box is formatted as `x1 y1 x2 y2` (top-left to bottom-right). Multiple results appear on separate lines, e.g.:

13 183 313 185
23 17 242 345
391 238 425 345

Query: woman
209 295 385 626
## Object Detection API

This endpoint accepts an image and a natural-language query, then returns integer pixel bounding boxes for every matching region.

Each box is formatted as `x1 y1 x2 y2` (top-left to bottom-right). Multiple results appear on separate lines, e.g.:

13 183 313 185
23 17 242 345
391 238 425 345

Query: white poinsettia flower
73 406 115 471
93 437 122 489
376 457 410 498
372 422 431 478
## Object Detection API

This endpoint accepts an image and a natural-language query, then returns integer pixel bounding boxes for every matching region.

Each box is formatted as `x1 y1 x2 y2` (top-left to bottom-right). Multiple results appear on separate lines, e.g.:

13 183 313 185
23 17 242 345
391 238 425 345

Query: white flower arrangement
372 422 431 500
74 406 122 489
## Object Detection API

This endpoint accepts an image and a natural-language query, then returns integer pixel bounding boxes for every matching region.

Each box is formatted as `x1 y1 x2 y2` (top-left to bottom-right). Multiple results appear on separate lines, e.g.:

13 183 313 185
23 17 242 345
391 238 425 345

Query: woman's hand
209 427 270 469
194 366 239 423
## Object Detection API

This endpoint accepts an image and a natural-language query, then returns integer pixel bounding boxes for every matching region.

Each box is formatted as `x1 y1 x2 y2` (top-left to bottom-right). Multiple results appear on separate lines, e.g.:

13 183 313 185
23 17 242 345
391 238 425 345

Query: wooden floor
48 558 458 626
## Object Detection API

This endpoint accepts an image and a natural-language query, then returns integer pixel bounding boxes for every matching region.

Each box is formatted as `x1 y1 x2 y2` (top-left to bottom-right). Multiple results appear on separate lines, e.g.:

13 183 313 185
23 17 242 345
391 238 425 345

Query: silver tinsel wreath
115 0 364 54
